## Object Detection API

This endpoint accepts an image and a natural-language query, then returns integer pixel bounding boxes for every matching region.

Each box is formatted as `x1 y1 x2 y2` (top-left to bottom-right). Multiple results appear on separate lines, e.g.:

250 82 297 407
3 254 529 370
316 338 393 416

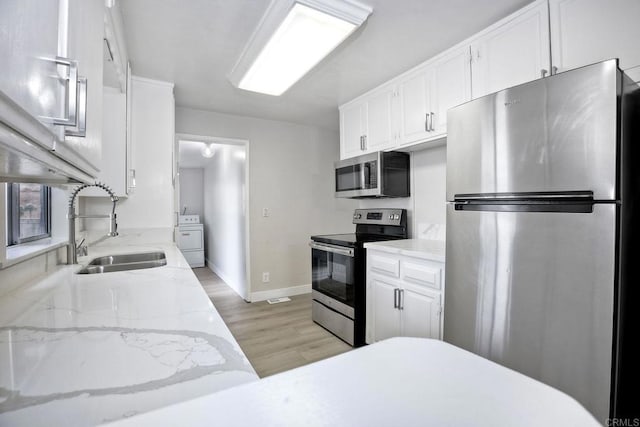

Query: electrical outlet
262 272 270 283
262 208 269 217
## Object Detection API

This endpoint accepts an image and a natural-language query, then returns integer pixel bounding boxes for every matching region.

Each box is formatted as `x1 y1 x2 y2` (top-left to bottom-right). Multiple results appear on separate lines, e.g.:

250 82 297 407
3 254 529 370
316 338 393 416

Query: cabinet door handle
551 66 558 75
65 77 87 137
42 56 78 126
181 233 191 236
425 113 429 132
541 69 548 78
393 288 399 308
399 289 404 310
429 112 435 131
362 134 367 150
359 135 364 150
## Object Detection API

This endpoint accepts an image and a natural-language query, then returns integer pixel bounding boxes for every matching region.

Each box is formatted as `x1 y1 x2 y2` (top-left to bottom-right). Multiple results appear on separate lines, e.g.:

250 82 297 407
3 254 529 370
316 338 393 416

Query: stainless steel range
309 209 407 346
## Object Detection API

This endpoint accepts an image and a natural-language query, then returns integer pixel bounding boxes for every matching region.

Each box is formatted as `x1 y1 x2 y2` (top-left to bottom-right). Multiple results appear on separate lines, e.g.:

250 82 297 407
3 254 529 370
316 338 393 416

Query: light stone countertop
364 238 446 262
104 337 600 427
0 231 258 426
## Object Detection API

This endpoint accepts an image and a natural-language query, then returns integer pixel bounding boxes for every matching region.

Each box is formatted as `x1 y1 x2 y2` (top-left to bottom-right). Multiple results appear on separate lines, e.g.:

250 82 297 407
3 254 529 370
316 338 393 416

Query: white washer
177 215 204 267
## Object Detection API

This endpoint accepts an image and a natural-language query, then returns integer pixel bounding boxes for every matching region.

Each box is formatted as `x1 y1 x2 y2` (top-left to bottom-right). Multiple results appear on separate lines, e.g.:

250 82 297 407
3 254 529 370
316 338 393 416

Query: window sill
2 238 68 269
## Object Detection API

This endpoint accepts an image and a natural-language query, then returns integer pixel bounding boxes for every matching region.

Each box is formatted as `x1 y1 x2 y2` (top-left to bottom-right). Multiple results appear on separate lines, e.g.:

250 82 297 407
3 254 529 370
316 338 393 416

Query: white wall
83 77 175 235
358 145 447 240
412 145 447 239
179 168 204 219
176 107 357 300
202 145 247 299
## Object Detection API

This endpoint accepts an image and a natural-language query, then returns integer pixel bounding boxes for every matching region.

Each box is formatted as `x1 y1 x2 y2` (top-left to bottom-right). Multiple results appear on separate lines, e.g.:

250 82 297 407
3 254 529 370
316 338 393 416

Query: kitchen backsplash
358 145 446 240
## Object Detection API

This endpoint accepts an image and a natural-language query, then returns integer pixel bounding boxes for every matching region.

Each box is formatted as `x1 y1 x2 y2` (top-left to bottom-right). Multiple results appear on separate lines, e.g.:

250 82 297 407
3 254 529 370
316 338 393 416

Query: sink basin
88 251 166 266
77 251 167 274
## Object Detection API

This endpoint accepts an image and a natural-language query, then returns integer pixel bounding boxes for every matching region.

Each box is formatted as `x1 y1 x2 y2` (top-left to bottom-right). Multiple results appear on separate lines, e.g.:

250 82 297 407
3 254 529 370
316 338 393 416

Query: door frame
174 132 251 301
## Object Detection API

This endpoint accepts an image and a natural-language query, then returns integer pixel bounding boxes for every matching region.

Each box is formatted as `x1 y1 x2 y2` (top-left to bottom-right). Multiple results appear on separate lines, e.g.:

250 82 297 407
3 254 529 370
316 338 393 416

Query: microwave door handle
361 164 367 189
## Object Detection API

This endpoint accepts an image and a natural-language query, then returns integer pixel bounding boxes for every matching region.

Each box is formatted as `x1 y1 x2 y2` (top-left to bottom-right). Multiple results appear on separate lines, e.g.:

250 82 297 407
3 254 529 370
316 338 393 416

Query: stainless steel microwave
335 151 410 198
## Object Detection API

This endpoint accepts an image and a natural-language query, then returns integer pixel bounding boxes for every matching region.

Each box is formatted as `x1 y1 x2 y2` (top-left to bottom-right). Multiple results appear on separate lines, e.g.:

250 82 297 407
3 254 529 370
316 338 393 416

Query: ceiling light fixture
229 0 372 96
201 143 215 158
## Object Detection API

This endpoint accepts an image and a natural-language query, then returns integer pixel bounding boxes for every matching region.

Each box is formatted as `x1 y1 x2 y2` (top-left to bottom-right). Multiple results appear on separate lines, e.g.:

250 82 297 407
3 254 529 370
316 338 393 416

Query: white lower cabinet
366 249 444 344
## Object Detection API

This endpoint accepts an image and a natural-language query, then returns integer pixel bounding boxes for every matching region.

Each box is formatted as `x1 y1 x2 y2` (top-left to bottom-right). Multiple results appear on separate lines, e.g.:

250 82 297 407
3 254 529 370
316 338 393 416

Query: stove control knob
394 214 400 220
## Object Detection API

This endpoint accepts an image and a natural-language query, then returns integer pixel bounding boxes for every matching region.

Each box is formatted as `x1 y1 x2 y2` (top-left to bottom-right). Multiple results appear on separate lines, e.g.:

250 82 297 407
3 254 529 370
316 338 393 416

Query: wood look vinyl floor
193 267 351 378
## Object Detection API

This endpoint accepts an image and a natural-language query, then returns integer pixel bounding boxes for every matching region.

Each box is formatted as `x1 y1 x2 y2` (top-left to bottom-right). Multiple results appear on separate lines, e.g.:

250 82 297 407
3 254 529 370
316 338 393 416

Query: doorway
174 133 250 300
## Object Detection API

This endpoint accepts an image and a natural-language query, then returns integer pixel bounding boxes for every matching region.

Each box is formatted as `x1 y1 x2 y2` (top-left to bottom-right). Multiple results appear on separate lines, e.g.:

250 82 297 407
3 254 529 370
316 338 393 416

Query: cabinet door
399 68 431 145
98 88 127 195
401 284 441 340
58 0 103 175
371 275 401 342
549 0 640 74
0 0 66 149
430 46 472 137
339 102 364 159
471 2 551 98
364 86 396 152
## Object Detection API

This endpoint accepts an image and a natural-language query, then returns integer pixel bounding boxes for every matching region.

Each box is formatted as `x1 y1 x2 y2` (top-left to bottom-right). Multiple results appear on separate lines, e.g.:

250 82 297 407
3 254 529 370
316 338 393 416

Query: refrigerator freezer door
446 60 618 201
444 203 615 422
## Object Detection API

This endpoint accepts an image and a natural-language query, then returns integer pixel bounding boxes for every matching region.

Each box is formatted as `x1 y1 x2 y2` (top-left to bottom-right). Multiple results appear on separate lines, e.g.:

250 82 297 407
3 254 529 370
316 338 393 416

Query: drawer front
369 253 400 278
177 229 203 250
402 261 441 291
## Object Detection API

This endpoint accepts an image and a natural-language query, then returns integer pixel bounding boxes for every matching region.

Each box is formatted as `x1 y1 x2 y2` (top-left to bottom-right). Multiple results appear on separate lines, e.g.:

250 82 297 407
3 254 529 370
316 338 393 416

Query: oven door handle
309 242 355 258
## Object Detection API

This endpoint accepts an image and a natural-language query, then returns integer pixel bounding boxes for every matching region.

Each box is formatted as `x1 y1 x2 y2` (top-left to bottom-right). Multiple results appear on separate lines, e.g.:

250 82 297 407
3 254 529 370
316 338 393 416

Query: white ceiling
119 0 533 130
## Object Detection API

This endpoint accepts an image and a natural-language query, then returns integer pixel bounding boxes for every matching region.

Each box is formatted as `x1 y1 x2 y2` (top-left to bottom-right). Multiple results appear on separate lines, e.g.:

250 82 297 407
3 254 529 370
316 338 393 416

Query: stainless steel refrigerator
444 59 639 422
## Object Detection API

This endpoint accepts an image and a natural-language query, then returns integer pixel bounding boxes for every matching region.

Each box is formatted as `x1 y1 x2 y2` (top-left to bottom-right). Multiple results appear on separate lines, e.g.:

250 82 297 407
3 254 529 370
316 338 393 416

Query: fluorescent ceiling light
229 0 372 96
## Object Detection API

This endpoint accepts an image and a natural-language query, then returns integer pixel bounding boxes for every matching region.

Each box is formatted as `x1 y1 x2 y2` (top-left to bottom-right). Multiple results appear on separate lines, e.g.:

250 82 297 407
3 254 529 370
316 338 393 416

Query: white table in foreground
106 337 600 427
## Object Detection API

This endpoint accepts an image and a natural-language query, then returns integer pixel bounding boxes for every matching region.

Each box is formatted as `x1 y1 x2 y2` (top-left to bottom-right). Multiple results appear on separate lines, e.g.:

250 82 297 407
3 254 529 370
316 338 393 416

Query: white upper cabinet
339 101 366 159
470 1 551 99
399 67 431 145
82 87 126 197
339 1 548 158
57 0 104 176
428 45 472 138
549 0 640 80
0 0 104 182
399 45 471 146
0 0 68 151
340 82 397 159
364 85 397 152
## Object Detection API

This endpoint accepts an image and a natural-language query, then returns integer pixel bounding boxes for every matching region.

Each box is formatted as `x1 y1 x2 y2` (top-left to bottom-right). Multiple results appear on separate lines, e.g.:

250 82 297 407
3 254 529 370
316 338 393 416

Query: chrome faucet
68 182 119 264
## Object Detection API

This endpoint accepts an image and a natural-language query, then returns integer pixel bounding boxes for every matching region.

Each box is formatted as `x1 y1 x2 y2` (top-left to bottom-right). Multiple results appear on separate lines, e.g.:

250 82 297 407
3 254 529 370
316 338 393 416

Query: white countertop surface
0 234 258 425
106 337 599 427
364 239 446 262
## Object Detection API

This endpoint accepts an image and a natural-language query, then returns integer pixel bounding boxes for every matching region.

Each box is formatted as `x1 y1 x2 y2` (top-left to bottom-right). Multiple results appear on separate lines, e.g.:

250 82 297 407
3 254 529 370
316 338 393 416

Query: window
6 183 51 246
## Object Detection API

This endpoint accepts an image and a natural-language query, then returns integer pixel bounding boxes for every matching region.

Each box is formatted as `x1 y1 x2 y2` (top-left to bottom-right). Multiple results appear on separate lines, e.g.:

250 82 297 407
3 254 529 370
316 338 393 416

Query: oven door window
311 248 354 307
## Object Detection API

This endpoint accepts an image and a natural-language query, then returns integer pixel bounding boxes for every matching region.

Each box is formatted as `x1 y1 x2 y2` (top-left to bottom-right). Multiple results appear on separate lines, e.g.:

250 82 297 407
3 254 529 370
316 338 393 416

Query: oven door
310 241 355 318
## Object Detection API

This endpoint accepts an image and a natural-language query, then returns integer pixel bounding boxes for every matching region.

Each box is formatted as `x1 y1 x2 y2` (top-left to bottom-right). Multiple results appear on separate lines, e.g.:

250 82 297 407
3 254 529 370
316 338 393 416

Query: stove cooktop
310 233 406 248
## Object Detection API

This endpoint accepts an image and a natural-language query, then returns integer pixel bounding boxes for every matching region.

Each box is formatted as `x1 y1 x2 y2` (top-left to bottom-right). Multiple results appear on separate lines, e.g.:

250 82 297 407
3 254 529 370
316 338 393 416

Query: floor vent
267 297 291 304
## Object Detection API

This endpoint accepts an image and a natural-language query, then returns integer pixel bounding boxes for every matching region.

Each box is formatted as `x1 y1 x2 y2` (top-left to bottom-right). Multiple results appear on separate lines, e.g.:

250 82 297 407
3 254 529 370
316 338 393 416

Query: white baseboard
206 259 247 300
249 284 311 302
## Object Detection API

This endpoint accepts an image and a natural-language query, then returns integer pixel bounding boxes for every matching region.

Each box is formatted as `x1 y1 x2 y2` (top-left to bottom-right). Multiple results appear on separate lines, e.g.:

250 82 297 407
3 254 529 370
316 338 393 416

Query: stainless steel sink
77 251 167 274
88 251 166 266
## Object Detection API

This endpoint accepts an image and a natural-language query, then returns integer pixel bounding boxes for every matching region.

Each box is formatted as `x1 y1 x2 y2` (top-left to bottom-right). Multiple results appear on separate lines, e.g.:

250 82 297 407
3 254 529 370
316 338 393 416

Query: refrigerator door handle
452 191 597 213
453 191 594 202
